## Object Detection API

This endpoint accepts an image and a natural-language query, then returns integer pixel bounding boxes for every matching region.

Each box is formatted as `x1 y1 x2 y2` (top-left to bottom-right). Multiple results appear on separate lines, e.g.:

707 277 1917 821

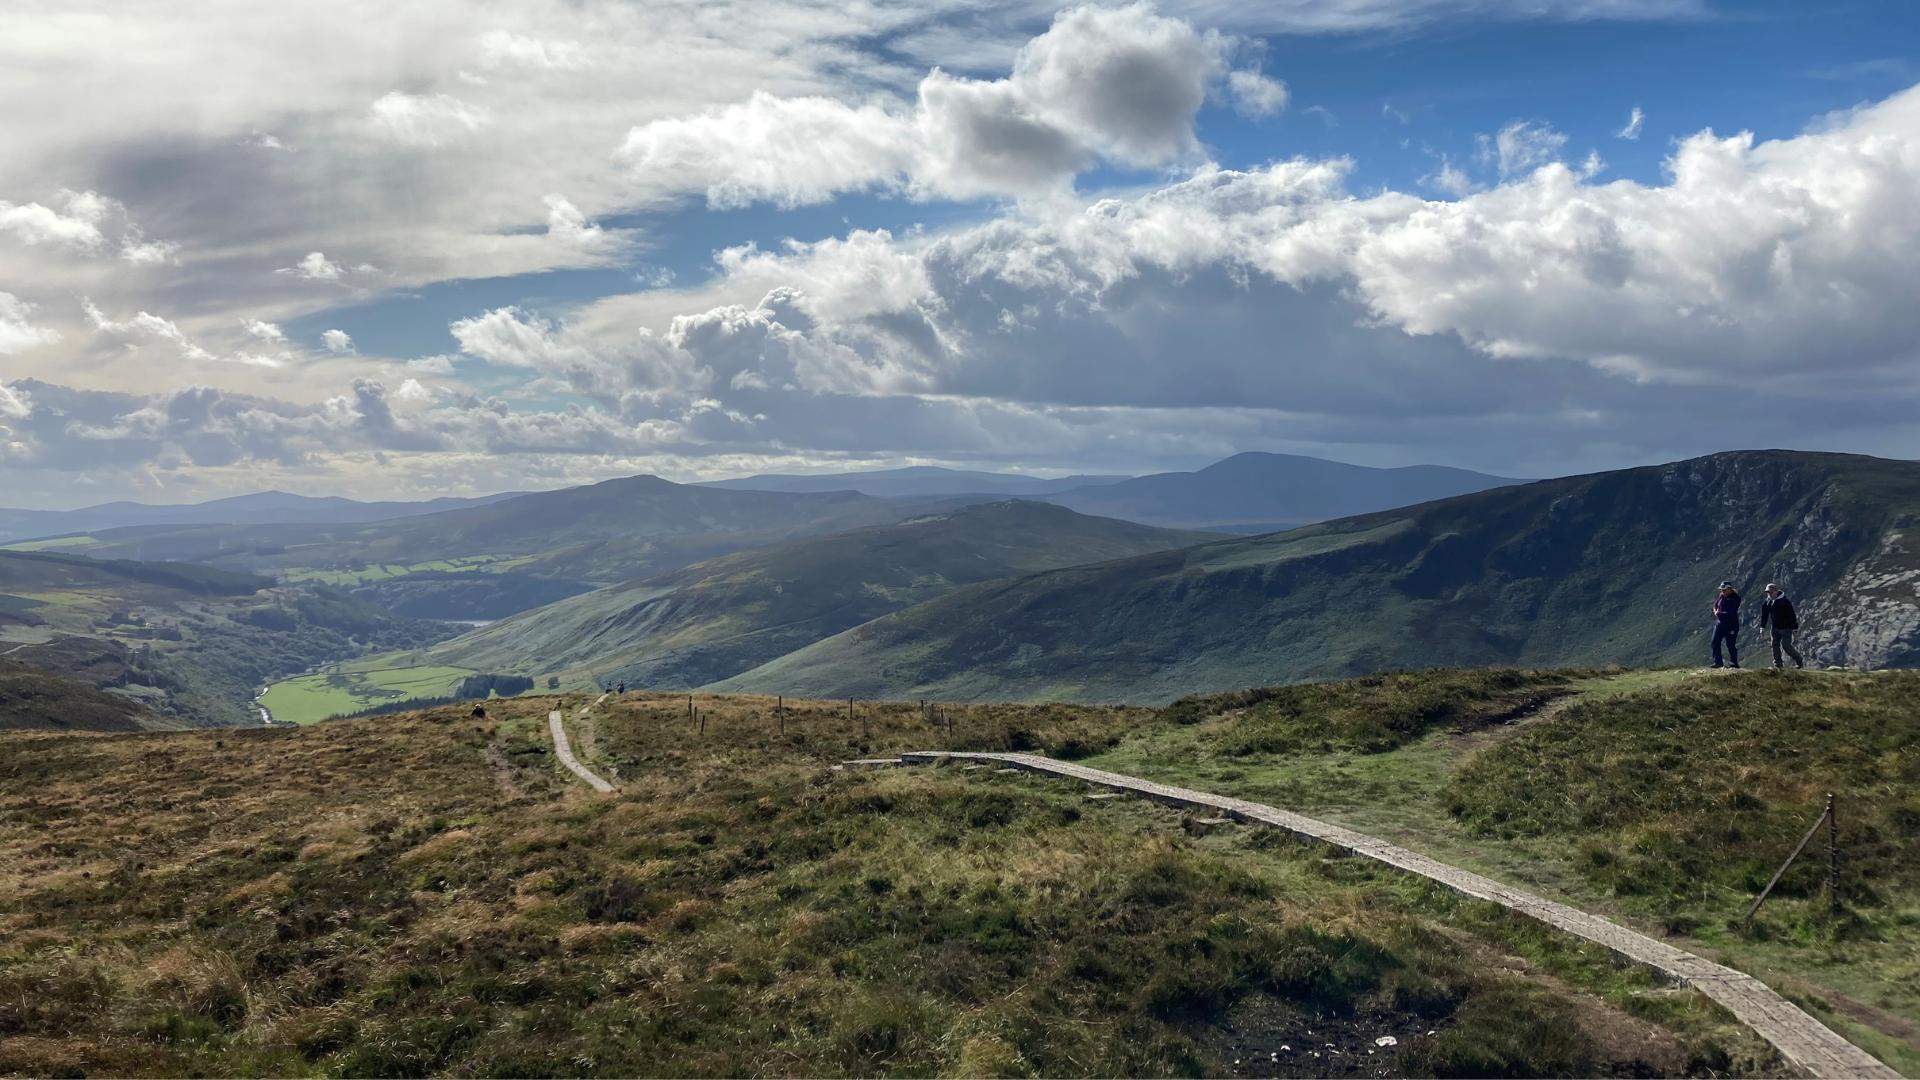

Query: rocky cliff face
1807 528 1920 668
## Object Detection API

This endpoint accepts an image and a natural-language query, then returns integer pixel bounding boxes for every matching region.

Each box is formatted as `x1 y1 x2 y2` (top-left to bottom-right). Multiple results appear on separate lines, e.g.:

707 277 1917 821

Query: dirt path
548 692 614 793
895 749 1899 1080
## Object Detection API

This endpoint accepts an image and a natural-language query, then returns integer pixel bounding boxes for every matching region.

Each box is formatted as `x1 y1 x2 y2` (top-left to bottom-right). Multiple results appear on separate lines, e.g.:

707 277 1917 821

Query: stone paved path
548 692 614 793
896 750 1901 1080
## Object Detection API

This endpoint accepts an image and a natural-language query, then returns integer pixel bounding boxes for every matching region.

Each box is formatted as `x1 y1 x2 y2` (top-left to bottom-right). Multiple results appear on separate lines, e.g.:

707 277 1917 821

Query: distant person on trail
1760 583 1805 669
617 681 626 695
1710 581 1743 669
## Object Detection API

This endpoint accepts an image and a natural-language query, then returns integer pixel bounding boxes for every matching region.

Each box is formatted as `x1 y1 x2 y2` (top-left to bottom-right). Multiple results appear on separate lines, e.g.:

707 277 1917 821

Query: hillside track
547 692 614 793
896 750 1901 1080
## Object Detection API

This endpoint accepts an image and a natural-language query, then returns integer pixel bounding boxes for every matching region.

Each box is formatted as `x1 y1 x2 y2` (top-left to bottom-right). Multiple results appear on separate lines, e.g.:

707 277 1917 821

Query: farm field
278 555 529 586
258 662 475 724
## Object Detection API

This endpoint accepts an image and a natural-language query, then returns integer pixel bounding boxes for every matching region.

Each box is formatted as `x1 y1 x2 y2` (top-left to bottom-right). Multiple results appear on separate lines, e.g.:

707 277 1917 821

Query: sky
2 0 1919 508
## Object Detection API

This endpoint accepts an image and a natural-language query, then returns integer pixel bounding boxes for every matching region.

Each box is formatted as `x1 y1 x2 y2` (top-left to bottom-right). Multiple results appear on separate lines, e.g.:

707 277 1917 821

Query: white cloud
0 381 30 419
243 318 286 341
369 91 492 145
478 30 587 70
1478 119 1569 177
619 4 1239 206
0 293 60 354
322 328 355 353
0 194 106 250
1618 105 1645 140
284 251 344 281
1227 69 1288 118
1422 156 1475 197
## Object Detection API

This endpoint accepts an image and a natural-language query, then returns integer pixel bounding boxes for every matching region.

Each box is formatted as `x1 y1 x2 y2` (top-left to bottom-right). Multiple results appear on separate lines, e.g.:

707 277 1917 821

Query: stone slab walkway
896 750 1900 1080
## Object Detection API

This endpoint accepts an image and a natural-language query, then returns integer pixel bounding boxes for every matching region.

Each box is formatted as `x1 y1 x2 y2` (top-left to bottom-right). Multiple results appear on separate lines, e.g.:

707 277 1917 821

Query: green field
259 664 475 724
279 555 528 586
0 535 100 552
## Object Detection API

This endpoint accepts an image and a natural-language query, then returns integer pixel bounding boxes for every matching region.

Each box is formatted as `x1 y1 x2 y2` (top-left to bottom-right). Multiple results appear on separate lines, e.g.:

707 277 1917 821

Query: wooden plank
900 750 1898 1080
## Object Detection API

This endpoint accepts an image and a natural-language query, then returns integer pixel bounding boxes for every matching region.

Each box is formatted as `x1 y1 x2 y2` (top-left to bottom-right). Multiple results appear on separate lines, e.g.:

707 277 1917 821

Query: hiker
1710 580 1743 668
1759 583 1805 669
617 681 626 695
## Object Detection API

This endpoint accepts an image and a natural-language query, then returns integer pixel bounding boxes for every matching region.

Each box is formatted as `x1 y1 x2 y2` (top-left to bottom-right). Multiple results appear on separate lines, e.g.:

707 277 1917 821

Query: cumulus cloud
1618 105 1645 139
0 293 60 354
322 328 355 353
243 319 286 341
283 251 345 281
1227 69 1289 118
478 30 588 70
619 4 1266 205
0 189 176 264
369 91 492 145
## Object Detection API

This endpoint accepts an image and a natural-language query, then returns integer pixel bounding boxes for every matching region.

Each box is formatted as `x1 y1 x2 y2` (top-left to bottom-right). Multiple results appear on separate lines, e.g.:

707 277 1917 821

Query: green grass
259 664 475 724
279 555 519 586
1086 667 1920 1076
1 535 99 552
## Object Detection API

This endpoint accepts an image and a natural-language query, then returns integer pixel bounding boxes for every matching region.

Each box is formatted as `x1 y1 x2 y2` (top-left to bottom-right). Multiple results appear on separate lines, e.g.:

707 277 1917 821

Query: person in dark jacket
1710 581 1742 668
1759 583 1804 669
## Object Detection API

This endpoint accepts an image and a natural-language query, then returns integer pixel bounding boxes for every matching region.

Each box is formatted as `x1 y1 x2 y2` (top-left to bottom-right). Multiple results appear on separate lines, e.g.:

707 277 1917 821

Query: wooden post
1745 799 1834 926
1826 793 1840 912
779 702 785 737
698 708 705 736
687 694 693 722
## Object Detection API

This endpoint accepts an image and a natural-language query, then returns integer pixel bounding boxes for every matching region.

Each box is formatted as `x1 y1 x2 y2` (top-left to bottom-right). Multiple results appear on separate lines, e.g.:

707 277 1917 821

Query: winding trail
893 749 1899 1080
548 692 614 793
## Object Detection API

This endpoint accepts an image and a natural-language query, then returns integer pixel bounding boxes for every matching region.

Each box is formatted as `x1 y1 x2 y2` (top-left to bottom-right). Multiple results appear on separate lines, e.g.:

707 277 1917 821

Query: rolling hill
63 478 998 620
416 501 1211 690
0 489 523 545
1038 451 1527 532
0 550 455 727
701 465 1130 498
0 674 1793 1076
714 450 1920 703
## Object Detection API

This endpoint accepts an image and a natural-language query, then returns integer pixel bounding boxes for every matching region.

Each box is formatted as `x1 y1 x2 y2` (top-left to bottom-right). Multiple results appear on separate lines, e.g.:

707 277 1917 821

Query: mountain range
699 465 1130 498
416 501 1209 689
713 451 1920 703
0 489 523 545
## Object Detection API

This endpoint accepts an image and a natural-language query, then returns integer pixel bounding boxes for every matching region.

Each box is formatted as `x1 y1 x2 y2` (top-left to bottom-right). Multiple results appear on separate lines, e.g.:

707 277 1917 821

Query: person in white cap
1759 583 1804 669
1710 580 1742 668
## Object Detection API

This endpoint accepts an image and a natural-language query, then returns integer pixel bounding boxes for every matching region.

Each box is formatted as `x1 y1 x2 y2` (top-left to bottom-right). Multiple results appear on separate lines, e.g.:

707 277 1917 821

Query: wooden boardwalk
896 750 1900 1080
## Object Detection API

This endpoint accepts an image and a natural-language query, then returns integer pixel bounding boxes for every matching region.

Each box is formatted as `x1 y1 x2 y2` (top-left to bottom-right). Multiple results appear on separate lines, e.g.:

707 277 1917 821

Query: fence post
1826 792 1839 912
698 707 706 737
1744 797 1835 926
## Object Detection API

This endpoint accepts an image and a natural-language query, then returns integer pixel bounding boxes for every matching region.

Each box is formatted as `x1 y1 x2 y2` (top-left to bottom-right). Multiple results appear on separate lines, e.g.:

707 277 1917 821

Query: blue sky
285 1 1920 363
4 0 1920 505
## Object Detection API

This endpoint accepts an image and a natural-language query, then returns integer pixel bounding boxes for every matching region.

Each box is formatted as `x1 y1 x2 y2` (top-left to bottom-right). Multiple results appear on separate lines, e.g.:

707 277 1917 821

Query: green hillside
715 450 1920 703
423 501 1211 690
0 549 457 727
1084 667 1920 1074
70 478 987 620
0 677 1784 1076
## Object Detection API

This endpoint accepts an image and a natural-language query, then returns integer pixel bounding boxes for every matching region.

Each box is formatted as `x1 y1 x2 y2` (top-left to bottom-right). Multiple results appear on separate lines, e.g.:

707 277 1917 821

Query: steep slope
0 489 522 544
1041 451 1525 531
715 450 1920 703
0 654 167 732
0 551 455 727
702 465 1130 498
423 501 1210 689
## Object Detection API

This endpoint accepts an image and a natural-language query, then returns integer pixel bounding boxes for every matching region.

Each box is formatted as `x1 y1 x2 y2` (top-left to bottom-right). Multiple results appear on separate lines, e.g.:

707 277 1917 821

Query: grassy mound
0 690 1759 1076
1447 670 1920 944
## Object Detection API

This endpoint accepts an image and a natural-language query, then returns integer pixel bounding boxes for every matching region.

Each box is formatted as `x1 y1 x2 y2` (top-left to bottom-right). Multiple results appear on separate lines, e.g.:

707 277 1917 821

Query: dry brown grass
0 689 1772 1076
